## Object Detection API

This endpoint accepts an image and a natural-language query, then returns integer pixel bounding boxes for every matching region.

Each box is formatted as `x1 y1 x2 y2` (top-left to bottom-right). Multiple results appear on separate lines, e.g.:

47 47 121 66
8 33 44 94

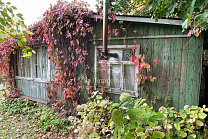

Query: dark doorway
199 31 208 107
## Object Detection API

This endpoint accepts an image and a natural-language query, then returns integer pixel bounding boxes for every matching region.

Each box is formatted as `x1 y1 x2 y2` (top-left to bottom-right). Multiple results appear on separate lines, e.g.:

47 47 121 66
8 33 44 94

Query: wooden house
13 15 205 110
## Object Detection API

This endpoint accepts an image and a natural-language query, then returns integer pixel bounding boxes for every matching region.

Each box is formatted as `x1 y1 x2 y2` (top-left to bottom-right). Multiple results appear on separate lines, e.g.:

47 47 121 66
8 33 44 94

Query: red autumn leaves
130 54 157 85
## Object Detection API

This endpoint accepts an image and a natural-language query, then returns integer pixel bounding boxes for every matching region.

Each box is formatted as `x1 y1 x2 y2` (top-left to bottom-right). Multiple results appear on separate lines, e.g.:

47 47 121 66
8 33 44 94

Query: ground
0 86 67 139
0 112 47 138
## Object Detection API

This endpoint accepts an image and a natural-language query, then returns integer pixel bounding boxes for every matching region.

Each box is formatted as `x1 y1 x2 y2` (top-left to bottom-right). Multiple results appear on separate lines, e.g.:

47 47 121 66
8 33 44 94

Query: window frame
94 45 139 97
14 46 51 83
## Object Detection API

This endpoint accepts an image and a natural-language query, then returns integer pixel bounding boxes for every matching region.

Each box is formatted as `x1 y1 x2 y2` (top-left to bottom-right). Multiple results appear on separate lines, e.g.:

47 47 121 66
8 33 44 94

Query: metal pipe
103 0 108 56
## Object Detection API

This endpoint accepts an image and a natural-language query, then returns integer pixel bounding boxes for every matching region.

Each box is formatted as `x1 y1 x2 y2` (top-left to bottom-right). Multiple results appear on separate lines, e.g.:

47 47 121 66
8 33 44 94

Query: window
94 45 139 97
14 46 51 82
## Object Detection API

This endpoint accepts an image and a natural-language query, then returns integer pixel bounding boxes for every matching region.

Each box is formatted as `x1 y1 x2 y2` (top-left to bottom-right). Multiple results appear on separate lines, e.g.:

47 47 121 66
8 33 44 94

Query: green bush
37 107 71 135
0 98 38 115
75 92 208 139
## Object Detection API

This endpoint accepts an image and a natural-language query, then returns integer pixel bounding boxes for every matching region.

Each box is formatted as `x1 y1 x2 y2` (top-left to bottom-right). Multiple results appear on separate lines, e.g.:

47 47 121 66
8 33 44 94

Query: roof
91 14 182 26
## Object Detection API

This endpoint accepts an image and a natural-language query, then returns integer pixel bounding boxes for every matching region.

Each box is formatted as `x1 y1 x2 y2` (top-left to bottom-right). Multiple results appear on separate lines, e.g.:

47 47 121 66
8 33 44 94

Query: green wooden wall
93 20 204 110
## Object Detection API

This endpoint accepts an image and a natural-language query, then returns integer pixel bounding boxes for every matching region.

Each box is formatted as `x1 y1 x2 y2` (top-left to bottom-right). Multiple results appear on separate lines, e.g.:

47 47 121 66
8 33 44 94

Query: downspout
103 0 108 57
101 0 118 60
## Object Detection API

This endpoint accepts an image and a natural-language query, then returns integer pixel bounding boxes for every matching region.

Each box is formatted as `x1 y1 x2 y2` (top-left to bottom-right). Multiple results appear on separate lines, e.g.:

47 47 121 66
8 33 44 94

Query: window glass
110 64 121 89
109 49 122 61
97 62 109 88
124 65 135 91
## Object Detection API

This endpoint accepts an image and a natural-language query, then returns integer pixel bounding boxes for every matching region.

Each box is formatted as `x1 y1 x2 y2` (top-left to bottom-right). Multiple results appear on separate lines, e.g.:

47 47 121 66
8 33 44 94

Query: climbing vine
1 0 159 114
26 0 94 114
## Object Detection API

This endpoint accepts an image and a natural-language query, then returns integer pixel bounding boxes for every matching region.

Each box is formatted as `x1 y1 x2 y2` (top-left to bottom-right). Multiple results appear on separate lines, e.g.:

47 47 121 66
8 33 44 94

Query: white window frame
94 45 139 97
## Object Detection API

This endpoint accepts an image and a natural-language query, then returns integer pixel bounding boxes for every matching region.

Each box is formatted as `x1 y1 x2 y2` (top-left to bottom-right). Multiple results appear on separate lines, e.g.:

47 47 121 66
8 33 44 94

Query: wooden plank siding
93 21 204 110
13 19 204 110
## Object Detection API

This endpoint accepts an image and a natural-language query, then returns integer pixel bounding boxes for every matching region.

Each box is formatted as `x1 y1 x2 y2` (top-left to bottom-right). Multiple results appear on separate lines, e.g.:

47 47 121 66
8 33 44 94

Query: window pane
124 65 135 91
123 49 135 61
36 48 41 78
97 62 109 87
109 50 122 61
21 57 25 77
110 64 121 88
42 47 47 79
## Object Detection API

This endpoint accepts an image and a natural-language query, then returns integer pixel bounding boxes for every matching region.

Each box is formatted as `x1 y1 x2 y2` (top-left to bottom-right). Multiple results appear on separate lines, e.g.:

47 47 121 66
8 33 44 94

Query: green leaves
17 40 23 47
182 18 188 29
129 108 145 121
112 110 123 126
153 131 165 138
88 132 98 137
11 6 17 10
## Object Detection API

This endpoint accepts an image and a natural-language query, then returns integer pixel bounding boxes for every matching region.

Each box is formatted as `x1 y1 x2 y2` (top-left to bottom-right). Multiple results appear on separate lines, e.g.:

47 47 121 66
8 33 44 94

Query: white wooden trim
91 15 182 26
95 45 139 96
121 63 124 91
94 46 97 90
19 51 22 76
15 76 51 83
30 54 33 78
40 47 43 79
107 62 110 88
97 45 134 49
47 58 51 80
134 45 140 97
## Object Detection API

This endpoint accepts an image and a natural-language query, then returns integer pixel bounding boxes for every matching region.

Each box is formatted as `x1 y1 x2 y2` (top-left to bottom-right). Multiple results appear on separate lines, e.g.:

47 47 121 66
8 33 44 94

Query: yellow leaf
204 108 208 112
190 134 196 138
166 124 172 130
174 123 180 131
23 52 27 57
198 112 207 119
26 30 33 35
196 120 204 126
178 131 187 138
32 50 36 54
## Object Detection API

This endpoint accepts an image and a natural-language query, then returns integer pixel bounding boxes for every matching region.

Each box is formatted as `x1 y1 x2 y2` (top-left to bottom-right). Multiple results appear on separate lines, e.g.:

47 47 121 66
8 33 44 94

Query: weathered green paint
93 20 204 110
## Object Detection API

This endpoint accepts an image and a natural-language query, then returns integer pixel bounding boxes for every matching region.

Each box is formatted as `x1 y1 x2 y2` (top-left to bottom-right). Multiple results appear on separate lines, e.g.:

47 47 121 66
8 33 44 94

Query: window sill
95 88 137 98
15 76 51 83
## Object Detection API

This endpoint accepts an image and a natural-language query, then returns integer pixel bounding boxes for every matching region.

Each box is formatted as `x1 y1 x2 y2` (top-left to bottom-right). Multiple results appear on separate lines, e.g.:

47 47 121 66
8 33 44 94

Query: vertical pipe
103 0 108 56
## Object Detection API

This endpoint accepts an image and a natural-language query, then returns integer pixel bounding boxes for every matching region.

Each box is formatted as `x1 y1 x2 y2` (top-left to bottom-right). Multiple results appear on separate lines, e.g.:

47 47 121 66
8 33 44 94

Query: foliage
96 0 208 36
111 94 208 139
0 107 48 138
0 97 38 115
0 97 73 137
0 0 34 99
1 93 208 138
24 0 94 114
0 0 28 40
38 107 70 135
75 92 208 139
130 53 157 85
74 91 113 138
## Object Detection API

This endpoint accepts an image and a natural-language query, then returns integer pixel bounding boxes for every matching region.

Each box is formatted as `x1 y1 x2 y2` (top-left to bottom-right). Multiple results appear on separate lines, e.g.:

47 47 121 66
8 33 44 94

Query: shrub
75 92 208 139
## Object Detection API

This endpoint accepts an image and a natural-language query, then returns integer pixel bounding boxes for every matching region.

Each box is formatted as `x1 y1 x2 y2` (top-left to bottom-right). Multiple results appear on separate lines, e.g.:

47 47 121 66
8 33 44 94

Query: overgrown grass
0 98 72 138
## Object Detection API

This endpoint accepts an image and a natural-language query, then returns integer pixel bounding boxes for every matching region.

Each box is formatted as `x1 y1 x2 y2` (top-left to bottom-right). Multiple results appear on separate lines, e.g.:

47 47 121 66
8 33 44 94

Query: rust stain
174 66 181 87
180 39 187 92
162 66 169 94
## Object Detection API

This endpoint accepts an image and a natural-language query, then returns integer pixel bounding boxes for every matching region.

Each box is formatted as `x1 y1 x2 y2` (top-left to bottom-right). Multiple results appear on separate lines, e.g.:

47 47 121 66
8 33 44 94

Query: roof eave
91 15 182 26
